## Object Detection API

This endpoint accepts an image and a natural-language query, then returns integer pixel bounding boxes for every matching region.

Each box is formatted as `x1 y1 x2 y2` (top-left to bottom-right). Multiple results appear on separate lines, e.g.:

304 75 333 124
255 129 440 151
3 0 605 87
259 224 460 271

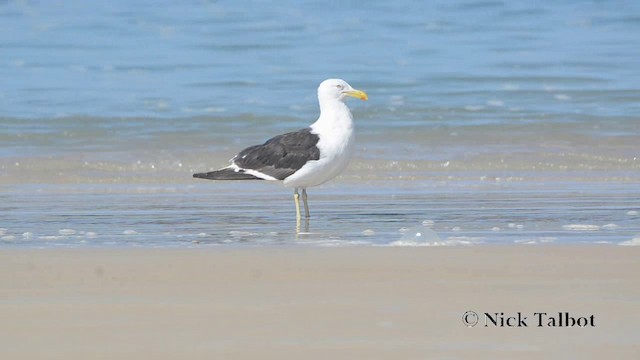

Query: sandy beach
1 246 638 359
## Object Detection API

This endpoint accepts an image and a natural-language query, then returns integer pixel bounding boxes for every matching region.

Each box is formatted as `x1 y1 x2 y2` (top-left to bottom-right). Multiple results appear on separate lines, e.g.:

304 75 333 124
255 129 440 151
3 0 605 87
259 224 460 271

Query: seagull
193 78 368 221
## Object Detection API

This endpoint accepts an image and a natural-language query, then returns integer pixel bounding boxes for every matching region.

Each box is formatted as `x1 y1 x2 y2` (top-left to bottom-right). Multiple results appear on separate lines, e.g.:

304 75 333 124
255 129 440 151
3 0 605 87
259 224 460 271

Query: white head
317 78 368 103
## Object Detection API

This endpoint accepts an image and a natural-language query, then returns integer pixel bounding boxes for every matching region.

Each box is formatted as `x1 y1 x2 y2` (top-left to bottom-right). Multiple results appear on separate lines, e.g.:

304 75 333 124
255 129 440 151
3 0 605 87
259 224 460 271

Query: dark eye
336 84 344 90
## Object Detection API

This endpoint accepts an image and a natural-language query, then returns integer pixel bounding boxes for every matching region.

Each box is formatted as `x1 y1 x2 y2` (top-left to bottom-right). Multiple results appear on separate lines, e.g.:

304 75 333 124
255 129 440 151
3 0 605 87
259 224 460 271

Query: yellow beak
343 89 368 101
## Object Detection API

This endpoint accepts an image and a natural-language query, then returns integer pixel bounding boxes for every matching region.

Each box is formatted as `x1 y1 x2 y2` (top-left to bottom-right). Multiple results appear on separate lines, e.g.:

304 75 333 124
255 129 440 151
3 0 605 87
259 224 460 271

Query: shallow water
1 1 639 247
2 181 639 247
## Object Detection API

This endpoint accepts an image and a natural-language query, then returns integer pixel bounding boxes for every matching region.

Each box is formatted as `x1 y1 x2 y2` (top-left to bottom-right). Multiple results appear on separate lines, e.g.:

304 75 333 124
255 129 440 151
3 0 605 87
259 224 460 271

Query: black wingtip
192 168 262 181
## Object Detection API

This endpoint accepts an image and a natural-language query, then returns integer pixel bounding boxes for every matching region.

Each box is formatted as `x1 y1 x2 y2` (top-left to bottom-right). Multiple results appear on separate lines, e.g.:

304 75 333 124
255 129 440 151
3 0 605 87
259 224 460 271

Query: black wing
232 128 320 180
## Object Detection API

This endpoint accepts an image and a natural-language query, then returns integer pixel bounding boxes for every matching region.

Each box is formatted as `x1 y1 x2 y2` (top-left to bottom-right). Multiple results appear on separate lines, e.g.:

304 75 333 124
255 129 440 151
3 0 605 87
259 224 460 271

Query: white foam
387 240 434 247
515 237 556 245
22 232 33 239
619 235 640 246
602 223 618 230
554 94 571 101
391 226 442 246
122 230 138 235
389 236 482 247
562 224 600 231
515 240 536 245
421 220 435 227
0 228 7 235
1 235 16 241
446 236 485 245
626 210 638 216
311 239 371 247
59 229 76 235
362 229 376 236
38 236 65 241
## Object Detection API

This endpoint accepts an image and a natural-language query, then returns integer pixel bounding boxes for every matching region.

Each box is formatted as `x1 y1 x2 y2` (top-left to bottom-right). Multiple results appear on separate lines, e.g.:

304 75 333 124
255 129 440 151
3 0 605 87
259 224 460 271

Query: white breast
283 105 355 188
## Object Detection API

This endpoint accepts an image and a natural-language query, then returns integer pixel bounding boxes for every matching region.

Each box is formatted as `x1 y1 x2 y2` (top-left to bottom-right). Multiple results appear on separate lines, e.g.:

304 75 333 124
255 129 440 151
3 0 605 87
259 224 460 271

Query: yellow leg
301 188 310 218
294 188 301 222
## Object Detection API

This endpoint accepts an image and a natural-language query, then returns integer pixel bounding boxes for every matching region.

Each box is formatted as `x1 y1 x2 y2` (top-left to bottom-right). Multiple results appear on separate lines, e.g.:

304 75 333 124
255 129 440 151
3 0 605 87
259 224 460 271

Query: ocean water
1 0 639 247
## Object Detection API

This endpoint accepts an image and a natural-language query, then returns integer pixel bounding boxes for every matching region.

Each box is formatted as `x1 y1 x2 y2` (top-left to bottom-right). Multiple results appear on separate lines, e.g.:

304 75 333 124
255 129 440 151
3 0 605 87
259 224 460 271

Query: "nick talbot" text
484 312 595 327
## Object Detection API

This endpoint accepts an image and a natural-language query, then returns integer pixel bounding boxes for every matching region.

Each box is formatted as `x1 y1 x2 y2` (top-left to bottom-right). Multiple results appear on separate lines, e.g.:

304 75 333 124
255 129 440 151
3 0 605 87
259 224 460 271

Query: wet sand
1 246 638 359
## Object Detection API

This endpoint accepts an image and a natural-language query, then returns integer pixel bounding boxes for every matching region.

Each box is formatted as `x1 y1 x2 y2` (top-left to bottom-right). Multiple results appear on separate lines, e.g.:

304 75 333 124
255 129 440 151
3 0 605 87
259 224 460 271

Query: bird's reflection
295 217 310 236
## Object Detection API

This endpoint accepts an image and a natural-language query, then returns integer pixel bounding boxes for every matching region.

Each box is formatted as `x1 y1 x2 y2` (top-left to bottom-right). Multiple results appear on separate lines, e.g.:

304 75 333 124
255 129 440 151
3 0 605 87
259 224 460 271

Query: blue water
2 1 639 118
1 1 639 247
